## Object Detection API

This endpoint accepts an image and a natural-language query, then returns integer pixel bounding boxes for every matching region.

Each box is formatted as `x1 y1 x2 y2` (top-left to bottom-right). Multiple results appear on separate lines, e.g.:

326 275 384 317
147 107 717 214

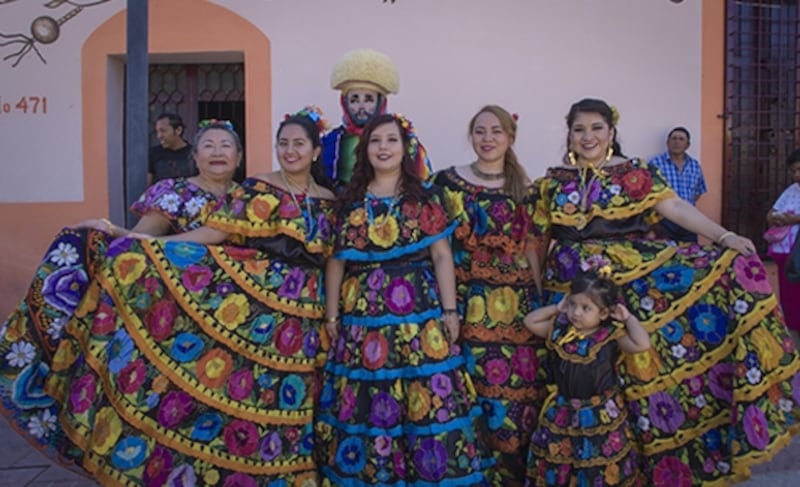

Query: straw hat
330 48 399 95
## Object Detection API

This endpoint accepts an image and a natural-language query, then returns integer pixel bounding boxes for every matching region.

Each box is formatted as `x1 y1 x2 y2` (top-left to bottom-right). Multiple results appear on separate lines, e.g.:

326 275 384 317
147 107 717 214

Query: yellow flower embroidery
466 295 486 324
113 252 147 285
214 293 250 330
604 463 620 485
408 381 431 421
246 193 280 222
348 207 367 226
583 243 603 256
444 187 464 219
606 243 643 269
152 374 170 393
367 215 400 248
51 339 79 372
75 281 101 318
750 327 783 371
624 348 662 382
398 324 419 342
3 314 25 342
91 407 123 455
341 277 360 312
487 286 519 325
203 469 220 485
420 320 449 360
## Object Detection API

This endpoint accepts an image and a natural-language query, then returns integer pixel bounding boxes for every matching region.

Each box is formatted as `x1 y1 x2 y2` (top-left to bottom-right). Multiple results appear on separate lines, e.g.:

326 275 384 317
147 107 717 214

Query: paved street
0 415 797 486
0 416 96 487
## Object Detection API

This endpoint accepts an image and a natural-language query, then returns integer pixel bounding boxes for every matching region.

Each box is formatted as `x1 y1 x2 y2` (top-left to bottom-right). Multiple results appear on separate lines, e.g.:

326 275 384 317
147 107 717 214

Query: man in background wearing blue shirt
649 127 708 243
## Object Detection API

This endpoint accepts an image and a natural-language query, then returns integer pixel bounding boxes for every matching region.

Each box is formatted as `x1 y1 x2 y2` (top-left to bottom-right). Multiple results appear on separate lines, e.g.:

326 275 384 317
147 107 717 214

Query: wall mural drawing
0 0 112 67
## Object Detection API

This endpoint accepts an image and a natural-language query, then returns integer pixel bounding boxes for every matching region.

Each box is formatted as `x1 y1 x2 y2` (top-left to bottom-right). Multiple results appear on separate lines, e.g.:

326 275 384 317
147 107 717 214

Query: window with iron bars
724 0 800 254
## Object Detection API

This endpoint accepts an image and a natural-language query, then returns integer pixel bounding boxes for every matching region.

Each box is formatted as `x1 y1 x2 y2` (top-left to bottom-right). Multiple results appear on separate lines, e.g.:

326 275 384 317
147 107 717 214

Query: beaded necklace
364 189 399 228
280 170 315 233
470 161 505 181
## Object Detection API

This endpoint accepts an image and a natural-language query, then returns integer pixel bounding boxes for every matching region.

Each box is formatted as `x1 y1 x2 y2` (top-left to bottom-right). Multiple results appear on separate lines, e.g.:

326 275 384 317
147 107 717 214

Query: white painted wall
0 0 123 202
0 0 702 202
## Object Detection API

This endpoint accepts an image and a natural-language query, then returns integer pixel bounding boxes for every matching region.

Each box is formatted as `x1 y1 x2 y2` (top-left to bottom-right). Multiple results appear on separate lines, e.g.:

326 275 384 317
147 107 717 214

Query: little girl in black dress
523 267 650 487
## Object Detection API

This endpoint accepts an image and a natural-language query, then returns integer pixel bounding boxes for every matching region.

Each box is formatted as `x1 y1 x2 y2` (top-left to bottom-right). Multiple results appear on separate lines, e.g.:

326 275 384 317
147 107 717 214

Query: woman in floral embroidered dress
532 98 800 486
0 119 238 462
2 110 337 486
0 120 239 348
317 113 489 485
433 105 543 486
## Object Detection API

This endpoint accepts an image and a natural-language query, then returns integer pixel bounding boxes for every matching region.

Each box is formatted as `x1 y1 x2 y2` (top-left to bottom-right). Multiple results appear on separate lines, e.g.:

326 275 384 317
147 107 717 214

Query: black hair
570 269 619 310
668 126 691 142
276 115 334 192
338 113 427 210
156 112 185 131
786 148 800 168
564 98 625 159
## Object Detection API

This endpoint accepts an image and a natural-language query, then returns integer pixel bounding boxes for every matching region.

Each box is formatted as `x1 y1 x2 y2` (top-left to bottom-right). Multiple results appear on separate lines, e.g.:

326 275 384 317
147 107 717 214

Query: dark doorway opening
146 62 246 182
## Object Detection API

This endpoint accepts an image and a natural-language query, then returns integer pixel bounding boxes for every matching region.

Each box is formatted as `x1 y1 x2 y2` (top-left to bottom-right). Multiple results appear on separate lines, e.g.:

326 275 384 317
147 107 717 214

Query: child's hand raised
556 296 569 313
609 303 632 323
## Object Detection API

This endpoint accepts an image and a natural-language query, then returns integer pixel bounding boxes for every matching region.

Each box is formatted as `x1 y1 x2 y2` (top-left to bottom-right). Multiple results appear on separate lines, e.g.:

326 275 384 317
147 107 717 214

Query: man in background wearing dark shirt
148 113 196 185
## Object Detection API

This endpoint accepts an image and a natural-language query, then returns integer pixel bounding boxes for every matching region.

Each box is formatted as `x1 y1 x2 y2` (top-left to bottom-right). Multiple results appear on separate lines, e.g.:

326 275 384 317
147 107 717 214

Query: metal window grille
724 0 800 252
148 63 245 146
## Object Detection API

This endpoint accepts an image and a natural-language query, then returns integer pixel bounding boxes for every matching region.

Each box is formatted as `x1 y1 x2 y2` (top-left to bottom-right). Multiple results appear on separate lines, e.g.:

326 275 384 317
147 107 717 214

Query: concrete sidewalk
0 417 96 486
0 415 797 486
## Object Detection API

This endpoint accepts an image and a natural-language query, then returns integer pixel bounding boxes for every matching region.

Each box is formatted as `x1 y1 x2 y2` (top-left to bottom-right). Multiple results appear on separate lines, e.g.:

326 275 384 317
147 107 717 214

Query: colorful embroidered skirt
3 237 327 486
544 238 800 485
316 260 490 485
526 388 641 487
461 280 544 486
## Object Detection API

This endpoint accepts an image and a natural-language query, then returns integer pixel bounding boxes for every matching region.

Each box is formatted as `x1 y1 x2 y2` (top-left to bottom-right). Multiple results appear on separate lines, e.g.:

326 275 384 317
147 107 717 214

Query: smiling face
155 118 184 150
367 121 404 175
569 111 615 165
346 89 380 126
276 123 320 177
193 128 240 180
564 291 609 333
470 111 512 165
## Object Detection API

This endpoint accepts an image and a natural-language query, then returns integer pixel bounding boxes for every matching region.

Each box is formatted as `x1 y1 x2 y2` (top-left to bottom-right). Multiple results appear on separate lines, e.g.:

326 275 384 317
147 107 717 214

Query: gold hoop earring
567 151 578 166
605 146 614 162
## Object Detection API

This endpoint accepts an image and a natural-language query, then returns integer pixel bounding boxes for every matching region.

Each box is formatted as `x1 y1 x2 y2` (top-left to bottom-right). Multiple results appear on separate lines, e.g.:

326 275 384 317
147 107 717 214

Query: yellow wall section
0 0 271 316
699 0 725 222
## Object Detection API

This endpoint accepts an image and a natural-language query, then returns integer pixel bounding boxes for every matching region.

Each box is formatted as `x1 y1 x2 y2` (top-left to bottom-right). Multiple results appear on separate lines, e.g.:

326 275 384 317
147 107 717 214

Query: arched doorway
82 0 271 223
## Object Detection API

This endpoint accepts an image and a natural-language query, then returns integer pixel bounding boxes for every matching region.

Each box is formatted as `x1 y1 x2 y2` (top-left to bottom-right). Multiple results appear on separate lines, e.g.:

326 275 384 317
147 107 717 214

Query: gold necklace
577 159 610 211
556 325 599 346
470 162 504 181
280 170 315 230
